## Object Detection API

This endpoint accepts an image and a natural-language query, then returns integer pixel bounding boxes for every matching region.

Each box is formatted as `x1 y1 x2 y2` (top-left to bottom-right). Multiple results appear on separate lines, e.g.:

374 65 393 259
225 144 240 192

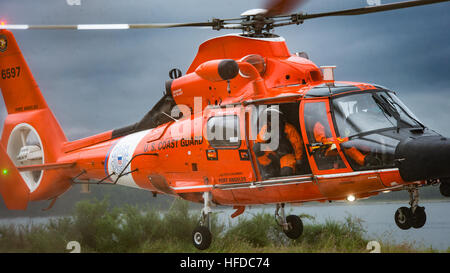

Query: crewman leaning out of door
254 108 305 178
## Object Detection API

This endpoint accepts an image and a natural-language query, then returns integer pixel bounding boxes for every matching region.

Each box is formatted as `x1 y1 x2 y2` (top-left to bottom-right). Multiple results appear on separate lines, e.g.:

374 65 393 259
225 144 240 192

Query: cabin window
206 115 241 149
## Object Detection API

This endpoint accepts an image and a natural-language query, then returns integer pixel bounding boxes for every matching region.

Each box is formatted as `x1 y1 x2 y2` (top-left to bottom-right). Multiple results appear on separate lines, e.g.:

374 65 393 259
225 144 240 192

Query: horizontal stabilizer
17 162 75 172
0 143 30 210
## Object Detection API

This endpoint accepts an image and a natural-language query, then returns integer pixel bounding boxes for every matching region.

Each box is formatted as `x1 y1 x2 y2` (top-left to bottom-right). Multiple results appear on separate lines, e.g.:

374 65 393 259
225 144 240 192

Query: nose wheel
394 206 412 230
394 185 426 230
275 203 303 239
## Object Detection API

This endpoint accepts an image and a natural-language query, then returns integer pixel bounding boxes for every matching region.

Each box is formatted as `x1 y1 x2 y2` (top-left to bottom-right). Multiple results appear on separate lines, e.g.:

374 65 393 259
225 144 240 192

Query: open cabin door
246 102 312 181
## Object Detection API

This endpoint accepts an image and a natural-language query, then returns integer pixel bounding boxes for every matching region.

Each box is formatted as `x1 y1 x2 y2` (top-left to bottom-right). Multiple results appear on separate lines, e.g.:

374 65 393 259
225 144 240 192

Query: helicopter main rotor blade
265 0 307 16
298 0 450 20
0 22 220 30
1 0 448 32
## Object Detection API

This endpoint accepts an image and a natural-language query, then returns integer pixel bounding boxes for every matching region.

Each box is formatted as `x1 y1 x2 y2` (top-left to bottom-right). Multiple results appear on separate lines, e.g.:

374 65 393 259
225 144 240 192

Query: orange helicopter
1 0 450 250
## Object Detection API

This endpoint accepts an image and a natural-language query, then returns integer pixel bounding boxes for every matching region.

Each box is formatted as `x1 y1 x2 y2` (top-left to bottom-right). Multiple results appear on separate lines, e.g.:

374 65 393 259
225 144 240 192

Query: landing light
347 195 356 202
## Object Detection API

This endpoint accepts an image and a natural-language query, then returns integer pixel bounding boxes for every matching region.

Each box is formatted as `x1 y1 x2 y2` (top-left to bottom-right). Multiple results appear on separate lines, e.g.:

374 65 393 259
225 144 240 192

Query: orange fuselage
0 32 418 208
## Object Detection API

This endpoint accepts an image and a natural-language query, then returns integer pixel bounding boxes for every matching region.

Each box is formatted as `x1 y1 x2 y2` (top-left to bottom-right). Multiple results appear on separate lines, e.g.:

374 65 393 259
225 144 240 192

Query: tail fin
0 29 69 202
0 143 29 210
0 30 49 114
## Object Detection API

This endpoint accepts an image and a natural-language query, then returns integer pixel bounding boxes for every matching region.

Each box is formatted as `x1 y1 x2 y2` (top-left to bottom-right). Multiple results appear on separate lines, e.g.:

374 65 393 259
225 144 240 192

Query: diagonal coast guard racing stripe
107 130 149 188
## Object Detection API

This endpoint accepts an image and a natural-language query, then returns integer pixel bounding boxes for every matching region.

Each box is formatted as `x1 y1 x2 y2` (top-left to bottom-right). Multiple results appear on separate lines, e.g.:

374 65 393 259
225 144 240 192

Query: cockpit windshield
381 92 422 128
332 90 422 138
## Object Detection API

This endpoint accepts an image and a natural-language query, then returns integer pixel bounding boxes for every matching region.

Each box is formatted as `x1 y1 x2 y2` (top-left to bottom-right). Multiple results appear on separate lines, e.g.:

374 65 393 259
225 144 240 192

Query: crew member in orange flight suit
254 123 279 179
255 109 305 178
313 121 367 166
279 121 304 176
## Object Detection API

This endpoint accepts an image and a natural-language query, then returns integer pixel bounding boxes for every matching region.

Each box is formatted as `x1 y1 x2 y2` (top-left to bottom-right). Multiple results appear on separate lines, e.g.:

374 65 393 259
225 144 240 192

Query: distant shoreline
1 199 449 220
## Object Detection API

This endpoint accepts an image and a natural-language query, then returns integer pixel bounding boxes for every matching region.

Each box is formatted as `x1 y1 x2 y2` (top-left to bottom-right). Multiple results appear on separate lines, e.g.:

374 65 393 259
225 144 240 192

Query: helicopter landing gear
439 178 450 197
275 203 303 239
192 192 213 250
394 185 426 230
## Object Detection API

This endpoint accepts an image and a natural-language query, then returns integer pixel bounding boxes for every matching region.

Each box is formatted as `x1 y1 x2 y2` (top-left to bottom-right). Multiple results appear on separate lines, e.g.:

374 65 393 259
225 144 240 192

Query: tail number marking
1 67 21 79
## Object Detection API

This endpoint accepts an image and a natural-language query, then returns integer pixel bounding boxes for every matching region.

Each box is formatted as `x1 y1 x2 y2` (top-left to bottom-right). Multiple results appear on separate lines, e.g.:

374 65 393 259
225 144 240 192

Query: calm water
217 200 450 251
1 201 449 251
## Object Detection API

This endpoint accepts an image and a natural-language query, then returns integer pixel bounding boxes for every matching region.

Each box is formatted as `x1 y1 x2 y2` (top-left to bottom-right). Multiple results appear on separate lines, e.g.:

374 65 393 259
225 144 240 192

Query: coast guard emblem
0 35 7 52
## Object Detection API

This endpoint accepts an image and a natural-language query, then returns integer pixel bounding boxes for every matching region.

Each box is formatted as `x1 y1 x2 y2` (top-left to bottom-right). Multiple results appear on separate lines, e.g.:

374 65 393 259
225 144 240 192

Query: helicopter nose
395 136 450 182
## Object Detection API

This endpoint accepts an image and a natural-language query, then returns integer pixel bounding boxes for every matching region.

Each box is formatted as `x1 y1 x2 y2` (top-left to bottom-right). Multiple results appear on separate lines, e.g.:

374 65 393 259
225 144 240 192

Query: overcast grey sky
0 0 449 139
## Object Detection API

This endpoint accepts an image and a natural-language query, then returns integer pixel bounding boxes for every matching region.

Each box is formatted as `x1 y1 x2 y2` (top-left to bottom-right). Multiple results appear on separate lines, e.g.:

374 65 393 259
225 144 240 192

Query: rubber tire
395 207 412 230
440 182 450 197
284 215 303 239
192 226 212 250
411 206 426 229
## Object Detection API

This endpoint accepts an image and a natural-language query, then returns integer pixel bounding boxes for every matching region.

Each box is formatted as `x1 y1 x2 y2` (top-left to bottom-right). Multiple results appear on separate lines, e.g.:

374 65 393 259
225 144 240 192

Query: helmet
256 106 284 143
259 106 284 124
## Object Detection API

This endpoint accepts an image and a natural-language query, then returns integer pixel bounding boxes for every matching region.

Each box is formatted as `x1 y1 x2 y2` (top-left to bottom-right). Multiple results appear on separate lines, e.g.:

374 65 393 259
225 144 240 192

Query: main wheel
411 206 426 229
284 215 303 239
440 181 450 197
395 207 412 230
192 226 212 250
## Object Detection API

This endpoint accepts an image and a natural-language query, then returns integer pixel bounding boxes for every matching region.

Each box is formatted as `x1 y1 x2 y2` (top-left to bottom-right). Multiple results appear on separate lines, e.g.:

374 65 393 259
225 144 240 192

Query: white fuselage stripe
315 168 399 179
170 185 214 191
170 180 313 191
107 130 149 188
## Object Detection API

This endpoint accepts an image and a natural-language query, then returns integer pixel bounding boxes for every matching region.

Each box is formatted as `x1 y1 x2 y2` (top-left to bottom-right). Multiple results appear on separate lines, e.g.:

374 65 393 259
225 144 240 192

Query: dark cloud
0 0 449 139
